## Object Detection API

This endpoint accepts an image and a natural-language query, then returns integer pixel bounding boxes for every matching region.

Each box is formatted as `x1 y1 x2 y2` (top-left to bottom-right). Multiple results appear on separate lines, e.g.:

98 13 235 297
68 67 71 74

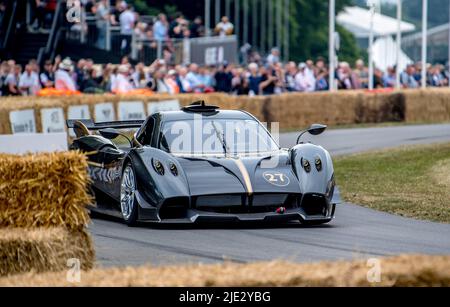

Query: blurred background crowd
0 0 449 96
1 54 448 96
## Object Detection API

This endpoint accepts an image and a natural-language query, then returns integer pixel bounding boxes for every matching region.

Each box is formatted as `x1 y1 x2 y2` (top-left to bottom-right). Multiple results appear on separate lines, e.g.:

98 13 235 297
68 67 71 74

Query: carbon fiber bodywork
68 108 338 225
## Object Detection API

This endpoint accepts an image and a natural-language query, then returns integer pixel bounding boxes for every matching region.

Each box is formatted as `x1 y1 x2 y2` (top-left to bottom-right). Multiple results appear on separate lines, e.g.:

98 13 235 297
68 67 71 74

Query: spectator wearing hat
295 62 315 92
55 58 76 91
112 64 133 93
165 69 180 94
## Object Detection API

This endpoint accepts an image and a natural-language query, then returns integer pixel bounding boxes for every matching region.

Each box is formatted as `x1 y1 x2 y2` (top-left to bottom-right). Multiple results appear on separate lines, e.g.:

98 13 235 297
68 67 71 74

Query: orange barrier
37 88 81 97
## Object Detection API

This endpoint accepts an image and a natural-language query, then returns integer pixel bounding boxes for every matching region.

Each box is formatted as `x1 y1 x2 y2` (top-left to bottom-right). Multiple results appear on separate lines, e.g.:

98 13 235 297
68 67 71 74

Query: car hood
175 152 301 196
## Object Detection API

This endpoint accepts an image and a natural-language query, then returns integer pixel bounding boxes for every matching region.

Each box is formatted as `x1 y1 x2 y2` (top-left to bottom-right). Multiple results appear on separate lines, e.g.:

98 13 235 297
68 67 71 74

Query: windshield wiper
211 121 230 155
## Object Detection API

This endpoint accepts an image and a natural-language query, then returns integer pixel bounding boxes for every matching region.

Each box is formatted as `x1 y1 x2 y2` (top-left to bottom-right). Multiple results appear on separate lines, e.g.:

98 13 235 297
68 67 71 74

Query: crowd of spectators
81 0 235 54
1 1 448 96
1 50 449 97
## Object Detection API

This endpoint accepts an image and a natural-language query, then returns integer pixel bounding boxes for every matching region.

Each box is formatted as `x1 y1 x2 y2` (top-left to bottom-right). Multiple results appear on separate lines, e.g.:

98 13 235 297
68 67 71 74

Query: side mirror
99 128 121 139
296 124 327 144
307 124 327 136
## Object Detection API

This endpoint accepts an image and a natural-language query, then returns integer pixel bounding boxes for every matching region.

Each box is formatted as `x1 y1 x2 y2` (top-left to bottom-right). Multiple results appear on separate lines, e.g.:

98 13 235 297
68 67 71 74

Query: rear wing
66 119 145 130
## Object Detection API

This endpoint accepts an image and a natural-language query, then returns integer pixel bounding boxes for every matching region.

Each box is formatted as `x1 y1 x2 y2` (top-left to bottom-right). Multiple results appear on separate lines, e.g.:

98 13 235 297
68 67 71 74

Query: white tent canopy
373 35 412 72
337 6 415 38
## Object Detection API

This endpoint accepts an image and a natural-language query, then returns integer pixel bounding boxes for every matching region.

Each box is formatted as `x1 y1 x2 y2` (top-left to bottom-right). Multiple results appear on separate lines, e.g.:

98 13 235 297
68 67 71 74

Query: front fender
290 143 334 198
128 147 191 207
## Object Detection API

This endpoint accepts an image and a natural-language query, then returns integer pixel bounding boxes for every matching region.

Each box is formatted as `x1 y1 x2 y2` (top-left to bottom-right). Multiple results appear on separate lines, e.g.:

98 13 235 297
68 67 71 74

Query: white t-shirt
295 71 316 92
119 10 136 35
19 71 41 95
55 69 77 91
215 21 234 37
112 74 133 93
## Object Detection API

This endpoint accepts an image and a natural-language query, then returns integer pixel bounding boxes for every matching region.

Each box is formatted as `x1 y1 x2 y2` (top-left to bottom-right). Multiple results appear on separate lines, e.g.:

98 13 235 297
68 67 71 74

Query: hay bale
0 254 448 286
0 227 94 276
356 91 405 123
404 88 450 123
0 151 91 230
266 91 361 130
1 89 449 134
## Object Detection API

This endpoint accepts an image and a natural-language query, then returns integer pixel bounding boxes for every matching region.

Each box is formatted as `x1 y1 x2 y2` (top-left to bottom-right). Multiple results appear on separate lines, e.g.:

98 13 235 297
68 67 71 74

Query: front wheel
120 163 138 226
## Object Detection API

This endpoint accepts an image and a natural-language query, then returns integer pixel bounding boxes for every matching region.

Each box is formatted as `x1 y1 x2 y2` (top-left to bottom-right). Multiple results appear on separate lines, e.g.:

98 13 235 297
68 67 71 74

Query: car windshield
160 118 279 155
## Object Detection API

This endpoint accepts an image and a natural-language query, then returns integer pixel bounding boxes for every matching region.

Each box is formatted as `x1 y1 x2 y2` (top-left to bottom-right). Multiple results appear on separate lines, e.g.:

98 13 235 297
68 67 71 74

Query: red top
46 0 57 11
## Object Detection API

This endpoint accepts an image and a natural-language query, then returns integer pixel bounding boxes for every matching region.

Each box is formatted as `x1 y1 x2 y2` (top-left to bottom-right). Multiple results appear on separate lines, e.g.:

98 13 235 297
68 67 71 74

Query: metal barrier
63 3 238 65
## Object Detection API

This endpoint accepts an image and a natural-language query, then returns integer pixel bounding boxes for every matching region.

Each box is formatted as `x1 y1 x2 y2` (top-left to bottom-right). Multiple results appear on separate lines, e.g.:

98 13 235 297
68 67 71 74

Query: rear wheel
120 163 138 226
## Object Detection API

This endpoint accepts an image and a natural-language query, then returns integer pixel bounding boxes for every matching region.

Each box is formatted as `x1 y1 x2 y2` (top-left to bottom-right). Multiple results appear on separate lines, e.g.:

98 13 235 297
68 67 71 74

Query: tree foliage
288 0 362 63
354 0 449 29
127 0 363 63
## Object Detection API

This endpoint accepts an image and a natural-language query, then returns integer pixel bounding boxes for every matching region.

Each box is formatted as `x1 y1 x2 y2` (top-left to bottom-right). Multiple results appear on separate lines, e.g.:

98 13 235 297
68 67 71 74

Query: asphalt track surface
90 124 450 267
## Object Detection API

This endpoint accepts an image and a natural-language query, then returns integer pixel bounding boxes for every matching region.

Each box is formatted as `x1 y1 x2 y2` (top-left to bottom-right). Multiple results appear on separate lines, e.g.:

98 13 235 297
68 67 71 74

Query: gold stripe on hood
232 158 253 195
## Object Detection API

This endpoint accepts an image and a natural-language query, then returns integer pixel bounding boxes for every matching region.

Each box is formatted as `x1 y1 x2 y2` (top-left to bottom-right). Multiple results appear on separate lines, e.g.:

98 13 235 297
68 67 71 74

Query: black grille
194 193 300 214
301 194 328 216
159 197 189 219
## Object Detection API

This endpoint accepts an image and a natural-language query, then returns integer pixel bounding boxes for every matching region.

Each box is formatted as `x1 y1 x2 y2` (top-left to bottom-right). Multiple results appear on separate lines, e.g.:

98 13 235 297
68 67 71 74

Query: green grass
280 121 450 133
334 143 450 223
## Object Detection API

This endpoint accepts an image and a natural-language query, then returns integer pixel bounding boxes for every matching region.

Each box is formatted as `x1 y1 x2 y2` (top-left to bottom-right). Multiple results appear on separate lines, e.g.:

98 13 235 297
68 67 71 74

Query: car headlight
302 158 311 173
153 159 165 175
169 162 178 176
315 157 322 171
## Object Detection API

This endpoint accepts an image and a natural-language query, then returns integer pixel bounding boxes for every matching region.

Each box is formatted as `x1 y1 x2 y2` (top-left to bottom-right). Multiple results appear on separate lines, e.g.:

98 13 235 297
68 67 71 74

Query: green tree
127 0 362 63
288 0 362 63
354 0 449 29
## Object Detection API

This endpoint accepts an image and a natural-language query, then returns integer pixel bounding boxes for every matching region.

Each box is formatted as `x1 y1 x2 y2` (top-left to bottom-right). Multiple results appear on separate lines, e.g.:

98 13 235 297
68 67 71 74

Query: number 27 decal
263 172 290 186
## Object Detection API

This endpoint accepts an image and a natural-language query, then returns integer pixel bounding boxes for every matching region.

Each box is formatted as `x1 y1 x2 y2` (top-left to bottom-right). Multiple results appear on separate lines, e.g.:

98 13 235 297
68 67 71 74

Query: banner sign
189 36 237 65
94 102 116 122
118 101 146 120
147 100 181 115
0 133 68 154
41 108 66 133
68 105 91 137
68 105 91 120
9 109 37 134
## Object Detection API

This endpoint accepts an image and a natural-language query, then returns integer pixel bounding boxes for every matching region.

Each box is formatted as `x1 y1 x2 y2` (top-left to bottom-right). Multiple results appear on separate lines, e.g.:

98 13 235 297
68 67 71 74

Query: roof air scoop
182 100 220 113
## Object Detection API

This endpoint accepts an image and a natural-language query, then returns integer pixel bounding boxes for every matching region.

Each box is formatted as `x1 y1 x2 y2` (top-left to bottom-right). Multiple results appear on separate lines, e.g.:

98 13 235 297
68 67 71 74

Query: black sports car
67 101 338 226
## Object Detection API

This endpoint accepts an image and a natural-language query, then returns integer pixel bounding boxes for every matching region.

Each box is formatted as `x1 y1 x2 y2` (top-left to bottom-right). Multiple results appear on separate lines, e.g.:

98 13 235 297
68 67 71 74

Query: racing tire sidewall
120 162 139 226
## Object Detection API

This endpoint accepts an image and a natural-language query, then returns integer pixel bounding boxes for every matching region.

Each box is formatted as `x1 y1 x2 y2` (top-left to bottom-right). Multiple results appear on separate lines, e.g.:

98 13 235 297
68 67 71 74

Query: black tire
120 162 139 226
